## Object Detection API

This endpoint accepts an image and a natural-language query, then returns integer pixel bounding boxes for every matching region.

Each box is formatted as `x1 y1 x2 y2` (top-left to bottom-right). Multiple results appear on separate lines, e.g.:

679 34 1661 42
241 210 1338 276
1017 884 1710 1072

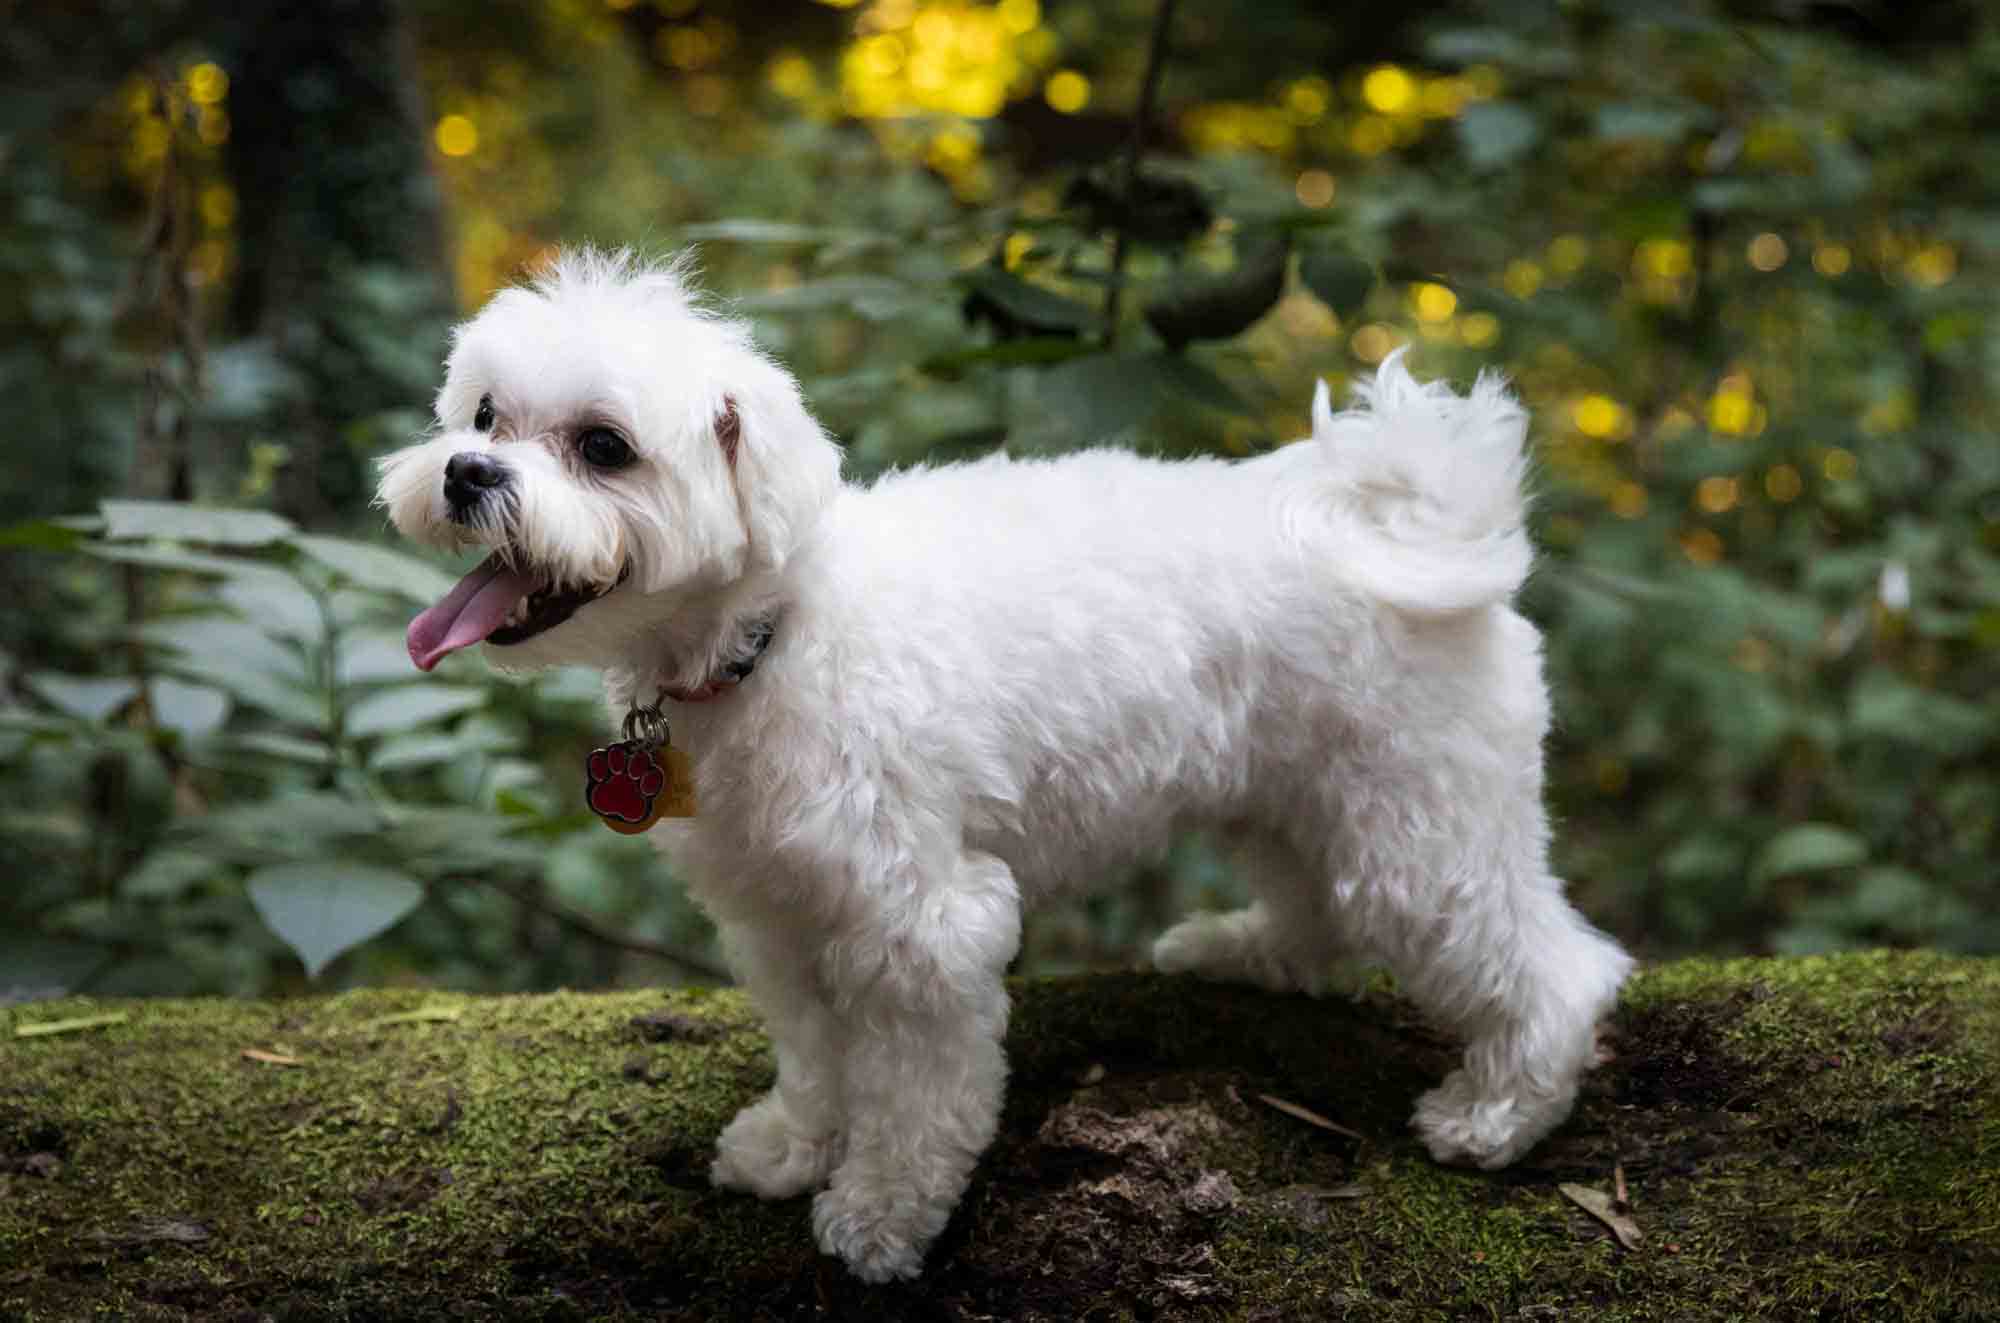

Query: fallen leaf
14 1012 129 1038
1560 1182 1644 1250
1255 1092 1365 1141
364 1005 463 1029
241 1047 303 1067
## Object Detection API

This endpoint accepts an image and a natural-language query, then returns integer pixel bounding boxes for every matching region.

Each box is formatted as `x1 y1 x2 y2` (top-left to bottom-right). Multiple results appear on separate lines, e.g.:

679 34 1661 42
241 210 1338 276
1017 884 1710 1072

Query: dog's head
376 250 841 672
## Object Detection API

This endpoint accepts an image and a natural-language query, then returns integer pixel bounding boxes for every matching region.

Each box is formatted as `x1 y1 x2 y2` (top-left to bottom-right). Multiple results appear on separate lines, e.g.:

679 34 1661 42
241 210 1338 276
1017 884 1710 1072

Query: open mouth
406 551 628 672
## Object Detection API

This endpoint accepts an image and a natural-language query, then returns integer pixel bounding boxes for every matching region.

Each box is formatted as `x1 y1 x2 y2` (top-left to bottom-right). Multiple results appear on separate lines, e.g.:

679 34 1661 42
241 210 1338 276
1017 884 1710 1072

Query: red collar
663 616 776 704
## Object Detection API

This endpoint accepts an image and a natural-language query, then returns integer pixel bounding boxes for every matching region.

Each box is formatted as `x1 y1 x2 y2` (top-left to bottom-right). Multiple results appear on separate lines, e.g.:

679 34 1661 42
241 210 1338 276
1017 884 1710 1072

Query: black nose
443 450 508 512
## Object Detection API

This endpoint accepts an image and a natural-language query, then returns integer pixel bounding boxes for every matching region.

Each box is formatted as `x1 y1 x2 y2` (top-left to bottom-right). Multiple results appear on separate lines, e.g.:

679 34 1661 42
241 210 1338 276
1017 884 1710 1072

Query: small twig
1255 1092 1365 1141
448 874 730 983
1102 0 1180 345
1613 1162 1631 1210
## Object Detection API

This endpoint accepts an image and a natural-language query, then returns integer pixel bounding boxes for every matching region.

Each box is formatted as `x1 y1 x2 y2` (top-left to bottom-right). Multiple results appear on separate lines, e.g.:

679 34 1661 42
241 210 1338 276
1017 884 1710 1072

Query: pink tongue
406 553 538 671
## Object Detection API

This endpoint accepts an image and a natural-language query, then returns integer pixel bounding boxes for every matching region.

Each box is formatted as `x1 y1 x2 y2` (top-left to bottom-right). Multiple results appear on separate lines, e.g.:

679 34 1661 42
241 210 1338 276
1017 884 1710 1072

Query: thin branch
1102 0 1180 345
446 874 732 984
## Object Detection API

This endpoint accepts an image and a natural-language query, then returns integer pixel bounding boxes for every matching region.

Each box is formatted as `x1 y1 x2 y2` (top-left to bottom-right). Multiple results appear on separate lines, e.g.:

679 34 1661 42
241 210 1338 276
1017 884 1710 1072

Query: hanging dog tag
587 698 696 832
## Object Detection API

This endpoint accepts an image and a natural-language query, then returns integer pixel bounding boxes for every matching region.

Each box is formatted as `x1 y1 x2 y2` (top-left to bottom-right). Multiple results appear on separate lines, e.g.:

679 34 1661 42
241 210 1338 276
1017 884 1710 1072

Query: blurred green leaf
1143 235 1289 350
99 500 295 546
681 219 873 245
247 860 425 979
1457 103 1542 170
1299 247 1376 320
0 517 89 551
120 847 223 900
149 678 229 741
24 672 137 723
345 685 486 739
290 534 459 602
1751 824 1869 886
957 265 1098 337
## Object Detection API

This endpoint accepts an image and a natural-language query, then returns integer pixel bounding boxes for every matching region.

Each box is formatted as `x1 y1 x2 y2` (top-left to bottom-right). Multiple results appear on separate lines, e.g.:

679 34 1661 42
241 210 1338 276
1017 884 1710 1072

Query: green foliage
4 0 1999 996
0 502 716 997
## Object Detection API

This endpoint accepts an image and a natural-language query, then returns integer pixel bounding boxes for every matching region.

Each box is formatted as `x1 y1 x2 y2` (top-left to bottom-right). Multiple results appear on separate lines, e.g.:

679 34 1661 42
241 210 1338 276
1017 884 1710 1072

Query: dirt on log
3 951 1995 1321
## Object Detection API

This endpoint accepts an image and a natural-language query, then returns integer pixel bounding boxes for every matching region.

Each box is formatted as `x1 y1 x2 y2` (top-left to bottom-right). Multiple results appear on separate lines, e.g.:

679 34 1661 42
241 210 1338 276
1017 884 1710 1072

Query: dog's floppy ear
724 365 841 574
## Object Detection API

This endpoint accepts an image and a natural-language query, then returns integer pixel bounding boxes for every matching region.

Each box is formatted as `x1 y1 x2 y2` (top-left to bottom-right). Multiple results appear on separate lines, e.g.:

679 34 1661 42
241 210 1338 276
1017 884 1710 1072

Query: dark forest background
3 0 1996 999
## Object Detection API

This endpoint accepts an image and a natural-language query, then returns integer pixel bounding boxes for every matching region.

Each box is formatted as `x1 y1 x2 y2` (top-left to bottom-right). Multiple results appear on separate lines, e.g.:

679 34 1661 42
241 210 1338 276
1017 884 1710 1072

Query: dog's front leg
710 923 846 1199
811 853 1019 1282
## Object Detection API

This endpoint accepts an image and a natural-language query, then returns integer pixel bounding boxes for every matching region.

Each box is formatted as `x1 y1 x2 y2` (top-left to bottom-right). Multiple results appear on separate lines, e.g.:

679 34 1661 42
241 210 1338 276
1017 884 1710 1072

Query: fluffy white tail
1309 349 1532 615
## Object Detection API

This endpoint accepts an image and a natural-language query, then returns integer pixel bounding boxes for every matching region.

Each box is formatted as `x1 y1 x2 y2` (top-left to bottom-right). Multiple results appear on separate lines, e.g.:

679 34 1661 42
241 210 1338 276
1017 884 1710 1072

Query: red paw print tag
585 739 696 833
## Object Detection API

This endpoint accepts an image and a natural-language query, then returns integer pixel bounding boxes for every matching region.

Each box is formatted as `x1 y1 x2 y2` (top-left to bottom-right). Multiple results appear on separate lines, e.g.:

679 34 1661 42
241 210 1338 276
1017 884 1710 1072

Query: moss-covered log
4 951 1995 1320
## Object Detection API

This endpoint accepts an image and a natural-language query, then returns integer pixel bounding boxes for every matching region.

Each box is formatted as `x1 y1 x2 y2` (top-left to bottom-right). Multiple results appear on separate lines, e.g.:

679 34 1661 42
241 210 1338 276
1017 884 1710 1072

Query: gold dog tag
587 698 699 831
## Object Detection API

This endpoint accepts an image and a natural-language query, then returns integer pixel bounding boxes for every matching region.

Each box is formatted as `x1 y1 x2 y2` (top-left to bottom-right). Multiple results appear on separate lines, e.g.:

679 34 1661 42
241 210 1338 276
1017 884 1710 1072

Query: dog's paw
1411 1070 1565 1170
710 1094 839 1200
1153 910 1339 996
811 1178 931 1284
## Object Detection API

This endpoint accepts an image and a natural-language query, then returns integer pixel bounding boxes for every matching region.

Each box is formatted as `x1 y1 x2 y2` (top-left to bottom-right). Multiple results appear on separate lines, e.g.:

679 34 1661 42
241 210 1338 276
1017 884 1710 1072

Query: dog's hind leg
1151 834 1354 997
710 923 847 1200
1323 707 1632 1169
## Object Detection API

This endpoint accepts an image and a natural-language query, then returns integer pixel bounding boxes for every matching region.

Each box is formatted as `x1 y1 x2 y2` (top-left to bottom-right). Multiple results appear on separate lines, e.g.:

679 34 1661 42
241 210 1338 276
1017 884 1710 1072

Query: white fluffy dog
377 250 1633 1282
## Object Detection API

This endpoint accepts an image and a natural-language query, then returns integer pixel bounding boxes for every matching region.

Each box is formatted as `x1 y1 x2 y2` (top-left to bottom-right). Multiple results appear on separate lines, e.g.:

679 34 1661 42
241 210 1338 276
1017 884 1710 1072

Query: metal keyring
620 692 671 751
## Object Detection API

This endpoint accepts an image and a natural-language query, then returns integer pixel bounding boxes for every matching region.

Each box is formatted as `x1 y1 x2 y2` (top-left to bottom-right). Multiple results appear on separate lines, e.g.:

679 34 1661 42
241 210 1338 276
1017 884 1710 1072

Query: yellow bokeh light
1459 311 1500 348
1823 448 1859 481
1361 65 1415 114
1679 527 1725 565
1636 238 1691 280
997 0 1039 34
198 183 237 229
1349 115 1394 156
1709 390 1754 436
1412 282 1457 322
1610 482 1649 519
186 62 229 106
1286 78 1330 122
1502 259 1543 299
1695 475 1740 514
1294 168 1335 208
1419 77 1468 119
1747 232 1788 271
196 107 229 146
768 52 817 98
1861 394 1915 436
1350 323 1399 363
1907 243 1956 287
859 33 904 77
1547 234 1591 276
1572 394 1628 439
435 114 478 158
1812 243 1851 277
1044 69 1089 113
926 124 979 169
1764 464 1803 503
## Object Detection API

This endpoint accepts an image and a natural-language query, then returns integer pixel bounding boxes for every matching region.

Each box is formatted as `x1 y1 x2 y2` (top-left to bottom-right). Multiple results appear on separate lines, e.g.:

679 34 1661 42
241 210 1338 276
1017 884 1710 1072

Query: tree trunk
3 951 1994 1320
222 0 452 524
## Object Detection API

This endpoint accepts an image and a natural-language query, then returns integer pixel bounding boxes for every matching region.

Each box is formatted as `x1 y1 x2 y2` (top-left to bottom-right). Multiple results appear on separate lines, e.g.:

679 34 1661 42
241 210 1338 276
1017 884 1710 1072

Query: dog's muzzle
443 450 509 520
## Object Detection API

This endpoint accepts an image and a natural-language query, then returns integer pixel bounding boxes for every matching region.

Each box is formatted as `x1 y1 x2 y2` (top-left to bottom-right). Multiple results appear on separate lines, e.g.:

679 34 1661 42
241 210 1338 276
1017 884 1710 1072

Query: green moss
3 953 1995 1321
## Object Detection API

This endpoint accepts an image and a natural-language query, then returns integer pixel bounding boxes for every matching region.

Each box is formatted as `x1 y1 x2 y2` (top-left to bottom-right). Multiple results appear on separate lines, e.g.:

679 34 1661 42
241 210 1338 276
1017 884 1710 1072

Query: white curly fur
377 251 1634 1283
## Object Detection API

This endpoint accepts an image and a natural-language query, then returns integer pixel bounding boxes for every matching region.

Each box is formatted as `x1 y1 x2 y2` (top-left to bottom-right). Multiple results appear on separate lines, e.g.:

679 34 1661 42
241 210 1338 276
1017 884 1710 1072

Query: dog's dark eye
474 394 495 433
578 427 633 470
